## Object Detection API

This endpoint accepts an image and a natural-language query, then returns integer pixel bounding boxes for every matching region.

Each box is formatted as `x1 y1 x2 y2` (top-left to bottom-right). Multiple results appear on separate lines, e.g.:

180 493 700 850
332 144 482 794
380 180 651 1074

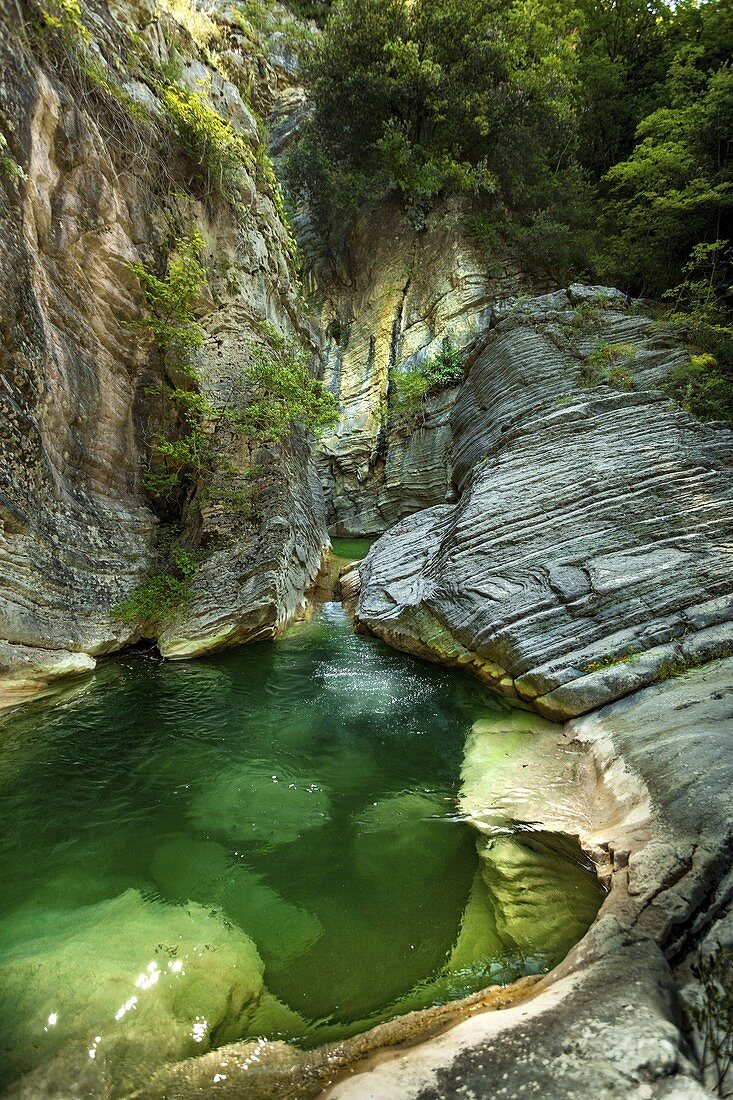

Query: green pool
0 581 602 1096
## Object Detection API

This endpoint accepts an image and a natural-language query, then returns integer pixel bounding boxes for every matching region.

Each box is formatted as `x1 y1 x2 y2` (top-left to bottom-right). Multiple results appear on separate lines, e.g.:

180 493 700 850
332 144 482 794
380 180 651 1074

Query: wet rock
0 641 96 708
316 660 733 1100
0 889 268 1092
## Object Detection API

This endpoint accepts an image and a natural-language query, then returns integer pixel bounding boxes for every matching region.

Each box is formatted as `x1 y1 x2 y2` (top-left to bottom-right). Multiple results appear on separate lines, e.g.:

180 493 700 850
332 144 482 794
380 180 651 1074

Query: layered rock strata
314 201 526 534
356 286 733 719
0 0 327 699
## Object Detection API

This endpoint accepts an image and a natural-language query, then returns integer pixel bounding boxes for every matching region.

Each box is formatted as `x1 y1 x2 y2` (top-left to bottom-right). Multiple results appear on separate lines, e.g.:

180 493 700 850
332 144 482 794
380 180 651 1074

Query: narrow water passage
0 590 602 1096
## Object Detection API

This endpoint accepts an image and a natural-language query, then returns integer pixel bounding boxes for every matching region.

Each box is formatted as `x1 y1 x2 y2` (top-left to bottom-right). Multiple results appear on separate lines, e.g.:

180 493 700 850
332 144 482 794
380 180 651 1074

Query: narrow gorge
0 0 732 1097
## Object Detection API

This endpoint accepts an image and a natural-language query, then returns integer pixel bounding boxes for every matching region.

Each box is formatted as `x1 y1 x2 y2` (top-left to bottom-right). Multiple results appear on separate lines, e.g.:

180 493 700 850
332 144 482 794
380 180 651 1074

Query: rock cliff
0 0 327 703
313 200 527 535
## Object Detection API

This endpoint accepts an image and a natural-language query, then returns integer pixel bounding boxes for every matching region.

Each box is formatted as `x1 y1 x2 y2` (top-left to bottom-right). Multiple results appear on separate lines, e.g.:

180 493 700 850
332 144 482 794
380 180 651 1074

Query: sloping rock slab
316 658 733 1100
356 292 733 719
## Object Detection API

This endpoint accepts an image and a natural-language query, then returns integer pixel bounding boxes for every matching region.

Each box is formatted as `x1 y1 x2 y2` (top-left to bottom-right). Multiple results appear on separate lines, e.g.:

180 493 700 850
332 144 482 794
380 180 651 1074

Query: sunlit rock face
0 55 158 668
356 287 733 719
0 0 327 694
313 201 526 535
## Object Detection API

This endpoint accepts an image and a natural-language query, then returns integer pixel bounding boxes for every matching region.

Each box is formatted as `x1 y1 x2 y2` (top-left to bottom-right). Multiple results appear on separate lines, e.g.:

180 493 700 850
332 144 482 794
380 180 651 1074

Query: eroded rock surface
318 658 733 1100
314 202 526 535
0 0 327 696
357 287 733 718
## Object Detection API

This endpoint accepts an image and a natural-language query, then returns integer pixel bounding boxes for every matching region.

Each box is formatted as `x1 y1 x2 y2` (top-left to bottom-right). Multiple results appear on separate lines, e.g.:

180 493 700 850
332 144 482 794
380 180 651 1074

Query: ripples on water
0 586 603 1095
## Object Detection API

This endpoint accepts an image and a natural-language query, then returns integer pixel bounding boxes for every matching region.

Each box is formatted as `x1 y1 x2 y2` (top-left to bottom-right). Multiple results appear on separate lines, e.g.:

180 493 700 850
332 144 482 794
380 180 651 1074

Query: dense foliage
286 0 732 418
127 232 215 501
237 323 340 443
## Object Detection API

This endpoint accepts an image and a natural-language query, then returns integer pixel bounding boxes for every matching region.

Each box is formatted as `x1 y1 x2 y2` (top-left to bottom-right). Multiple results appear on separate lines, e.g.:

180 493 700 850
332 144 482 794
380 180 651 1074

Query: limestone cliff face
0 0 327 701
356 286 733 719
313 201 527 535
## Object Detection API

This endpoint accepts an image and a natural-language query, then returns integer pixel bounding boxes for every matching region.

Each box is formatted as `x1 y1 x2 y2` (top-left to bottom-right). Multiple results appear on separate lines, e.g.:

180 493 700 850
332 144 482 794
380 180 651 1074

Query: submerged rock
189 768 332 847
318 659 733 1100
476 832 604 970
150 836 323 966
0 889 268 1092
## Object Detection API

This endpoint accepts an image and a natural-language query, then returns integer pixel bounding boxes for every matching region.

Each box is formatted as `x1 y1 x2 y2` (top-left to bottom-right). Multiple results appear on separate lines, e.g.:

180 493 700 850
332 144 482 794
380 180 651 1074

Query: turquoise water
0 593 602 1096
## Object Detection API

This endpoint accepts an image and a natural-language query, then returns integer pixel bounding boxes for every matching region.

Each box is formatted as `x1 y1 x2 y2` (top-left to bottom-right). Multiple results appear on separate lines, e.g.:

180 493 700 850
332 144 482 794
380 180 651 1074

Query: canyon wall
355 286 733 719
313 200 527 534
0 0 327 702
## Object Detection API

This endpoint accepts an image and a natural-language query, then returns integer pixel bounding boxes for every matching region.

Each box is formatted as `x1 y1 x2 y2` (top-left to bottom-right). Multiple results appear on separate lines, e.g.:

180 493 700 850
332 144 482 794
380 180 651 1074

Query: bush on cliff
286 0 732 418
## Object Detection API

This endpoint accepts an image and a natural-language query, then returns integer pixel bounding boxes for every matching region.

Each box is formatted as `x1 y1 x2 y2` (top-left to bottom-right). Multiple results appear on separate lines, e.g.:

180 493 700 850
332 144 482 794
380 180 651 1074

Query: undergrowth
0 133 26 183
234 321 339 444
686 949 733 1098
127 231 215 504
390 336 465 416
112 543 200 631
659 242 733 423
579 342 637 389
159 82 254 201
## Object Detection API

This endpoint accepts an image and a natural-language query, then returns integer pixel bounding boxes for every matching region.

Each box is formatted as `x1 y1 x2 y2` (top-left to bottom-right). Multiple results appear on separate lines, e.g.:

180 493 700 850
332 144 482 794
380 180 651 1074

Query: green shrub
112 547 200 630
127 230 206 367
33 0 90 50
659 243 733 422
390 336 465 414
237 323 339 443
80 57 151 122
567 297 612 334
28 0 149 134
664 353 733 422
128 234 213 498
144 385 215 499
0 134 26 183
579 342 637 388
257 145 298 258
284 0 332 25
685 948 733 1098
160 83 253 200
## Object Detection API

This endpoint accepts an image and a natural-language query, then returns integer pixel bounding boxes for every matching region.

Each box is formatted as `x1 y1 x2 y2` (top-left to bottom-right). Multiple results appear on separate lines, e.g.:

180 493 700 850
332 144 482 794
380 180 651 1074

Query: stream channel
0 541 603 1095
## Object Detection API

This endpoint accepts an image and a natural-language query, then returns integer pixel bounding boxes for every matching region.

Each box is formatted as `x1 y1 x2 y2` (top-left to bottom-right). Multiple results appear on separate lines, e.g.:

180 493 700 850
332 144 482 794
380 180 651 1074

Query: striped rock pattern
356 287 733 719
315 201 525 535
0 0 327 698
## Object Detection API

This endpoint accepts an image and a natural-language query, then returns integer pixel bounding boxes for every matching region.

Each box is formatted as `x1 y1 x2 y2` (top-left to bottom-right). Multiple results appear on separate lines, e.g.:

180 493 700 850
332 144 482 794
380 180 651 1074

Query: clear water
0 585 602 1096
